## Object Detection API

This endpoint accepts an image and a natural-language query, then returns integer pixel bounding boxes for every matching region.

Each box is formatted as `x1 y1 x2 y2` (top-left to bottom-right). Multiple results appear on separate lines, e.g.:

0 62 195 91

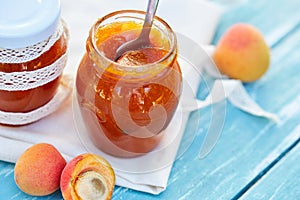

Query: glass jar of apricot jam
0 0 68 125
75 10 182 157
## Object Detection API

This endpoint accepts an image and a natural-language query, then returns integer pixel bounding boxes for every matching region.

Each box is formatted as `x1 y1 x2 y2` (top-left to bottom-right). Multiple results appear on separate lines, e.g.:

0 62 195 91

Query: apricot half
213 23 270 82
60 153 115 200
14 143 66 196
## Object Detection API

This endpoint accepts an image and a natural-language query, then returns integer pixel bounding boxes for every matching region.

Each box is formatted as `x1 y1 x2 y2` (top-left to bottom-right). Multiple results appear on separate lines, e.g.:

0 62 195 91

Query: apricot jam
75 10 182 157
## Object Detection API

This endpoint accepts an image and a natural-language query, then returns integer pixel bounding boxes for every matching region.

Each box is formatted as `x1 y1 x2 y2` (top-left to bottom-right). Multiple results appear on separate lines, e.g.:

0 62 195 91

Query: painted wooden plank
212 0 300 47
241 137 300 200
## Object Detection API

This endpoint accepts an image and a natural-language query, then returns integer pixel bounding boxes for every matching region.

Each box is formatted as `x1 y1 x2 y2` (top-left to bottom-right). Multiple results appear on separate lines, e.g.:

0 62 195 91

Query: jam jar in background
0 0 69 125
75 10 182 157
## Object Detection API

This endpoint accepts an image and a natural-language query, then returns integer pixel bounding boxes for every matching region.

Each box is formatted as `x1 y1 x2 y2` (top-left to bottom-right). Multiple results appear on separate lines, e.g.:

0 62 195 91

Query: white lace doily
0 75 73 125
0 21 65 64
0 54 67 91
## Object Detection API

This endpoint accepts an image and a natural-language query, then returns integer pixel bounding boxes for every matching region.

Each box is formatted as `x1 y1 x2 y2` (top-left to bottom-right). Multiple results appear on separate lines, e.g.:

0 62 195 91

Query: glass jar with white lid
0 0 69 125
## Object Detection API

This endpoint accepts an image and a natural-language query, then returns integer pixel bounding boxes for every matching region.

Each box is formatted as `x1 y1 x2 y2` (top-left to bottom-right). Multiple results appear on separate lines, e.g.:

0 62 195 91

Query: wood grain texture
241 138 300 200
1 0 300 199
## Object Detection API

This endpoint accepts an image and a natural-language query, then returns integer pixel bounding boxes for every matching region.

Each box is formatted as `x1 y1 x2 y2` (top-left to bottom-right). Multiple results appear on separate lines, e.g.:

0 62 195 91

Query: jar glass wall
75 10 182 157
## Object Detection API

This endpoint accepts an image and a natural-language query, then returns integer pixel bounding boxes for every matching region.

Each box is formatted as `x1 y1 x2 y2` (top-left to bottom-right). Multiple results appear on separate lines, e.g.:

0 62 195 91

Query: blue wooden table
1 0 300 199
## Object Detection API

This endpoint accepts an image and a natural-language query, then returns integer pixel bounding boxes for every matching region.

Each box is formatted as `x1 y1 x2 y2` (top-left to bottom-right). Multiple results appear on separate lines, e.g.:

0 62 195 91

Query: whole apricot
14 143 66 196
60 153 115 200
213 23 270 82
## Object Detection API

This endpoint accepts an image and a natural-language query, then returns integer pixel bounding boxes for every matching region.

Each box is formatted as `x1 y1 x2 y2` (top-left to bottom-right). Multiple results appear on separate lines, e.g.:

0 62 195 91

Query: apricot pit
60 153 115 200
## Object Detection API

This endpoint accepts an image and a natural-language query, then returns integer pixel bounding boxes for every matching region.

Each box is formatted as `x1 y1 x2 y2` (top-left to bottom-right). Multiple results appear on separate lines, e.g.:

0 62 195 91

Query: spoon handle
140 0 160 38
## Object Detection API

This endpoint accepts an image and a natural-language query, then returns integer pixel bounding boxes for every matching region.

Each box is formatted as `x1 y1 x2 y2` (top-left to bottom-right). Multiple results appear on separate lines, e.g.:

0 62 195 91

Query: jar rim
90 9 177 72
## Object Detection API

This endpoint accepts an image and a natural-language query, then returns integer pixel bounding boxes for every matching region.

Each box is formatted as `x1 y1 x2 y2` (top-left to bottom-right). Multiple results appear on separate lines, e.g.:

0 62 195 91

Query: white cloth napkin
0 0 278 195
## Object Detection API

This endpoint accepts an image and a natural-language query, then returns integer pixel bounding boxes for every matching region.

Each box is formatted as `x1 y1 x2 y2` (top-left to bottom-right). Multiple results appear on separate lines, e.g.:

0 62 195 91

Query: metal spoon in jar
115 0 160 61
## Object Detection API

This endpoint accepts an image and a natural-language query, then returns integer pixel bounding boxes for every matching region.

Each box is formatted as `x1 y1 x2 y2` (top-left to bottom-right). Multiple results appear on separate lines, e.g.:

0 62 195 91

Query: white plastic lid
0 0 61 49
